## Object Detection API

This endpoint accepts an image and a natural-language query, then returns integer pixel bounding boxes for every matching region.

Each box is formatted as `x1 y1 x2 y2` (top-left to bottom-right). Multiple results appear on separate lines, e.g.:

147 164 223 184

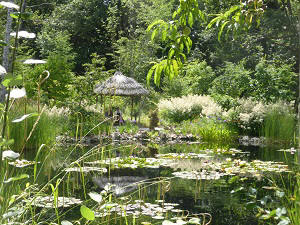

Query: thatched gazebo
94 71 149 120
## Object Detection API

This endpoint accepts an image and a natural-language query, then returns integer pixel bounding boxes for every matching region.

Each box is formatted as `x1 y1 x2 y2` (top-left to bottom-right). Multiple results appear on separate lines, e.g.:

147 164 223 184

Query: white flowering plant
225 98 295 135
158 95 223 123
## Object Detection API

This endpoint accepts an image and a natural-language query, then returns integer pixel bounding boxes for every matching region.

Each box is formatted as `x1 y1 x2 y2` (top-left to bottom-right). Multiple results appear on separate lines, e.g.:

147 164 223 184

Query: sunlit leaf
188 12 193 27
0 65 6 75
188 217 201 224
147 64 157 85
162 220 176 225
23 59 46 64
218 21 229 42
10 87 26 99
4 174 29 183
61 220 73 225
0 1 19 10
151 29 157 41
88 192 103 203
80 205 95 221
10 31 35 39
2 150 20 160
12 113 38 123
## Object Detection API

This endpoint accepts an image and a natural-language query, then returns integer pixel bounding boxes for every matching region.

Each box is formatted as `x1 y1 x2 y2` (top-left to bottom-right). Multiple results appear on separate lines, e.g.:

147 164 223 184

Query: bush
224 98 295 136
158 95 222 123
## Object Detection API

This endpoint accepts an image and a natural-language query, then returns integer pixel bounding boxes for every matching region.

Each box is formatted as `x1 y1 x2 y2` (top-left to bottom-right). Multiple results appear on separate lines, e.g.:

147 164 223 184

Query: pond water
21 141 298 225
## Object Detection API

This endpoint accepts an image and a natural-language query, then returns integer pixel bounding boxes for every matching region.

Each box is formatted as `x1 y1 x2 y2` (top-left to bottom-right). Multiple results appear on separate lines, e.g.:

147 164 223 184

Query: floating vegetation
86 157 174 169
25 196 82 208
156 153 211 159
65 167 107 173
172 170 226 180
8 159 37 168
94 200 184 219
215 159 290 175
156 149 245 160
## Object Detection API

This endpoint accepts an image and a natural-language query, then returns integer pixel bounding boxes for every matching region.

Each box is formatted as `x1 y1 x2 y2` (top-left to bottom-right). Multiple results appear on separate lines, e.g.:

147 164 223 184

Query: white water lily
0 1 19 10
23 59 46 64
10 87 26 99
10 31 36 39
2 150 20 160
0 65 6 75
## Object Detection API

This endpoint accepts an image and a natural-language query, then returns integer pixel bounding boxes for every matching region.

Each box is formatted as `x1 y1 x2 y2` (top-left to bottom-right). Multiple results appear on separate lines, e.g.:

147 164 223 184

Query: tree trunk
1 0 14 101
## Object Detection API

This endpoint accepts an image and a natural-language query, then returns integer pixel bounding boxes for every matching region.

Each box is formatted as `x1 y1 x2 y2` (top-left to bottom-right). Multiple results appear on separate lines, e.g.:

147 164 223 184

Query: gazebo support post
131 97 134 121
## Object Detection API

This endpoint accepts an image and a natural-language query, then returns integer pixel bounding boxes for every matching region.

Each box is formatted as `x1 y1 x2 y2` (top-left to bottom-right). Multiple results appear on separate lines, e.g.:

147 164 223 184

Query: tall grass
7 101 66 151
179 118 238 143
262 110 296 145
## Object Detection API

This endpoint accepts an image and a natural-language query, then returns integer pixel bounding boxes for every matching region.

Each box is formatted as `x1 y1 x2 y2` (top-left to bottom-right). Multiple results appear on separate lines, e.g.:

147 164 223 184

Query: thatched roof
94 71 149 96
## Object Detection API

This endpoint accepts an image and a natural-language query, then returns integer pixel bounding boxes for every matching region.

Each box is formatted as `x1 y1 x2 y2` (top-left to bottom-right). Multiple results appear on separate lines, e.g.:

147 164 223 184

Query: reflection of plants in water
229 176 291 225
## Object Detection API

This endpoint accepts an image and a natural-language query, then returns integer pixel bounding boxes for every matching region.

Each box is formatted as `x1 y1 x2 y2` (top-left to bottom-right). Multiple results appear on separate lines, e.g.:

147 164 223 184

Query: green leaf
80 205 95 221
147 19 164 32
2 74 22 87
206 16 221 29
218 21 229 42
12 113 39 123
188 12 193 27
0 40 7 46
172 60 179 77
10 12 19 19
168 48 175 59
162 28 167 41
151 29 158 41
4 174 29 184
147 64 158 85
154 64 163 86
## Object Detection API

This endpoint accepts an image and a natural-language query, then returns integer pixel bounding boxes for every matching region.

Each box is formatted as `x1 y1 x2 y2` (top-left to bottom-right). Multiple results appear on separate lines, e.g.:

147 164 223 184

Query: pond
7 140 298 225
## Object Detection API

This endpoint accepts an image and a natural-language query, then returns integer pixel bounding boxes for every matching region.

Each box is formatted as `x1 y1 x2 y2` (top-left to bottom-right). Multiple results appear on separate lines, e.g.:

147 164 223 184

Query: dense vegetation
1 0 300 225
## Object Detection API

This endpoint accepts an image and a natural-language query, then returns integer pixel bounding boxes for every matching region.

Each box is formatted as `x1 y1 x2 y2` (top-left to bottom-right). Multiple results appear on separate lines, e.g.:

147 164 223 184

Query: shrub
158 95 222 123
224 98 295 136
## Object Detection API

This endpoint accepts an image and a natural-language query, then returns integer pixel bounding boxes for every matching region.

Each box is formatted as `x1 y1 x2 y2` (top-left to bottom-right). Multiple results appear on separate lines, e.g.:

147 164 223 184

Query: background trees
0 0 298 108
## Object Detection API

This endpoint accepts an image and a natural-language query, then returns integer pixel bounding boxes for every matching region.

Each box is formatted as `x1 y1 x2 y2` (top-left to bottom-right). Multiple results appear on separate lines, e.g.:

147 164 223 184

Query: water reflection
92 176 147 196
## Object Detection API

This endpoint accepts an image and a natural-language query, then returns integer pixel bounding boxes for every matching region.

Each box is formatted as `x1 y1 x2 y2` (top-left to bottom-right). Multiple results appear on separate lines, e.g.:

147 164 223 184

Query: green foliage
251 59 297 103
209 61 252 98
71 53 111 106
182 60 216 95
118 122 139 135
147 0 205 85
25 53 74 105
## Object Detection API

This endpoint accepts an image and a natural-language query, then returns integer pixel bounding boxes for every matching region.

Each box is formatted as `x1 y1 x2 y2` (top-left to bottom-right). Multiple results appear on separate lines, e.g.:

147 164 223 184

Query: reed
262 110 296 145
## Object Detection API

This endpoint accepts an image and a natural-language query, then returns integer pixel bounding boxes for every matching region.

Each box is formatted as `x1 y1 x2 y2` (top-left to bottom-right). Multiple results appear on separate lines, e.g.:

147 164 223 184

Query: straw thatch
94 71 149 96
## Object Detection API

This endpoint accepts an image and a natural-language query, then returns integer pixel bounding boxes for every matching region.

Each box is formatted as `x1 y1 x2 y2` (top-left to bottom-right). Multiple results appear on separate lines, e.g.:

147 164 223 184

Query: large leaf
12 113 38 123
10 87 26 99
80 205 95 221
2 150 20 160
88 192 102 203
61 221 73 225
0 65 6 75
0 1 19 10
4 174 29 183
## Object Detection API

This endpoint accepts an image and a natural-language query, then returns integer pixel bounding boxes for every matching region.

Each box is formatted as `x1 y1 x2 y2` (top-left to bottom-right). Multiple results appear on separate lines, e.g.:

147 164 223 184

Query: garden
1 0 300 225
